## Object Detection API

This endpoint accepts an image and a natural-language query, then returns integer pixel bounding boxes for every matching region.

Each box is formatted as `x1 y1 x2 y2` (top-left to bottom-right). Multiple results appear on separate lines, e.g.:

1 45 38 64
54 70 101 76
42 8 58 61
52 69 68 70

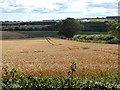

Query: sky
0 0 119 21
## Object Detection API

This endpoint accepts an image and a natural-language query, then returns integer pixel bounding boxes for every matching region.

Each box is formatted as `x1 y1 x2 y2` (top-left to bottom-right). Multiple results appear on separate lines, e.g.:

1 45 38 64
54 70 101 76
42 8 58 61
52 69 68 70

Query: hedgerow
73 34 119 44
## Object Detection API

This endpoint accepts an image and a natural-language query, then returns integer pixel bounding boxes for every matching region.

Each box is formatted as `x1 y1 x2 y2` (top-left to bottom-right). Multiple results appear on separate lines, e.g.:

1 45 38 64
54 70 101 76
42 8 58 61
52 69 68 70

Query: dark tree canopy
107 20 120 39
59 18 83 38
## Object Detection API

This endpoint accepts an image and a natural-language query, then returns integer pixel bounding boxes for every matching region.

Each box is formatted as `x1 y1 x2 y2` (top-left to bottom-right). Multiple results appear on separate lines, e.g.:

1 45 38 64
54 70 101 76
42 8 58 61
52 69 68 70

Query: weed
2 63 119 89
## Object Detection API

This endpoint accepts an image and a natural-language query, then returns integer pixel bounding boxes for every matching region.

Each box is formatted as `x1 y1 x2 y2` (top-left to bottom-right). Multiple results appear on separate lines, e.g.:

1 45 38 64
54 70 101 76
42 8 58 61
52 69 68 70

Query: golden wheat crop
1 38 119 77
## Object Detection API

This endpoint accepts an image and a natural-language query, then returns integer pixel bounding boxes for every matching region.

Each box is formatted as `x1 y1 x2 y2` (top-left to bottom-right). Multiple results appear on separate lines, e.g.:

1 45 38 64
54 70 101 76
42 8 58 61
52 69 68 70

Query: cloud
0 0 119 21
87 2 118 9
52 3 68 12
0 0 69 13
86 1 118 17
1 0 117 13
64 0 87 13
86 0 118 4
15 0 69 12
0 0 27 13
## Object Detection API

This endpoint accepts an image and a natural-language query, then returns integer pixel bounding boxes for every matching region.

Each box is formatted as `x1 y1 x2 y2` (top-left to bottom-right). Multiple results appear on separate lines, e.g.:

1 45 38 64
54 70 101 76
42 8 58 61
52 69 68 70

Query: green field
2 31 59 40
18 31 59 37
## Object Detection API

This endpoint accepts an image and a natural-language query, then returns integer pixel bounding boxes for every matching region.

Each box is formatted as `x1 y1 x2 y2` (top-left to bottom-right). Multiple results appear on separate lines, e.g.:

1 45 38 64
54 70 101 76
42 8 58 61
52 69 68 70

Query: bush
107 38 120 44
93 35 103 41
103 35 114 41
79 35 87 40
73 35 87 40
92 35 115 41
107 20 120 39
73 35 80 40
85 35 94 40
73 34 119 44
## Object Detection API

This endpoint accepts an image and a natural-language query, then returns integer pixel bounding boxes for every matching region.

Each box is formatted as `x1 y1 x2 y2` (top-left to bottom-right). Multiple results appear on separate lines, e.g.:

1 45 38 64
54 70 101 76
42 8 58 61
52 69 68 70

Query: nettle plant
68 62 76 77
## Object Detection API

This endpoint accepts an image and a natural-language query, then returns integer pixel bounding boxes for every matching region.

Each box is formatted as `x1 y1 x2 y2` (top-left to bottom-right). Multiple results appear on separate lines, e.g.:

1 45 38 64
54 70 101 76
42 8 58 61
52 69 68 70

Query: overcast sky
0 0 119 21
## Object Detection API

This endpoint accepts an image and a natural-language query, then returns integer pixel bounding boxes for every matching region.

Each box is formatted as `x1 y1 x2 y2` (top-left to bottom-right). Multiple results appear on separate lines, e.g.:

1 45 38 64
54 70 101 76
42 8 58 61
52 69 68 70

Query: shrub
73 34 119 44
107 20 120 39
107 38 120 44
93 35 103 40
85 35 94 40
73 35 80 40
103 35 115 41
79 35 87 40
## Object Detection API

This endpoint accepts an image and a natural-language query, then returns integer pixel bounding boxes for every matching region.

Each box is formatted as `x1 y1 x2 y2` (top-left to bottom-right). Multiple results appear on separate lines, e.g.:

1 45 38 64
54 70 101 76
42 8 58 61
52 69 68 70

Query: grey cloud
86 9 117 17
12 8 27 13
32 8 50 13
9 4 24 8
0 0 27 13
0 8 13 13
55 3 68 10
31 3 68 13
1 7 27 13
87 2 118 9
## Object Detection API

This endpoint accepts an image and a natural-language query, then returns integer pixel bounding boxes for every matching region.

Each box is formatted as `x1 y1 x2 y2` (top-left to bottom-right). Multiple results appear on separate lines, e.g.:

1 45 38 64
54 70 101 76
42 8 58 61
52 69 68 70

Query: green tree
59 18 83 38
107 20 120 39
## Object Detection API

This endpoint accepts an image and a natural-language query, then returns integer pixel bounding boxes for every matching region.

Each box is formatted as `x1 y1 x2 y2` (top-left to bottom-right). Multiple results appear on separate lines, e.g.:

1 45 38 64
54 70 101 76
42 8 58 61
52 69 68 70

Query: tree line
1 18 119 39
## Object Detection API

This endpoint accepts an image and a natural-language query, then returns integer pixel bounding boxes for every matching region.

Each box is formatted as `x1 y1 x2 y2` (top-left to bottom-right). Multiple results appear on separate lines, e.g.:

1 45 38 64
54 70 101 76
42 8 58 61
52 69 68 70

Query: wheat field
2 38 119 77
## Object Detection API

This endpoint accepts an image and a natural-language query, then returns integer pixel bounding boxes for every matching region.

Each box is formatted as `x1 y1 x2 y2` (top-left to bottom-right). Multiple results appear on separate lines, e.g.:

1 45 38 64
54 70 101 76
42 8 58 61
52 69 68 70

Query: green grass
17 31 59 37
2 31 59 40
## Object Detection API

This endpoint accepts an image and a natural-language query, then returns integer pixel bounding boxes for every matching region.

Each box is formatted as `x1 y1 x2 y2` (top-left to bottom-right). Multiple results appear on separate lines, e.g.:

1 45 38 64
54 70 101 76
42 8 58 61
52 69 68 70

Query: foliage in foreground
2 63 119 90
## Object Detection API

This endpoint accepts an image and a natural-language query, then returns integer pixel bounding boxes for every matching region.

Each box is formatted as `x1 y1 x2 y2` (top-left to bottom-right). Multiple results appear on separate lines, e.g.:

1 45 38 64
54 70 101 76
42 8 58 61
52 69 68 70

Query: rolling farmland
2 38 119 77
1 31 59 40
